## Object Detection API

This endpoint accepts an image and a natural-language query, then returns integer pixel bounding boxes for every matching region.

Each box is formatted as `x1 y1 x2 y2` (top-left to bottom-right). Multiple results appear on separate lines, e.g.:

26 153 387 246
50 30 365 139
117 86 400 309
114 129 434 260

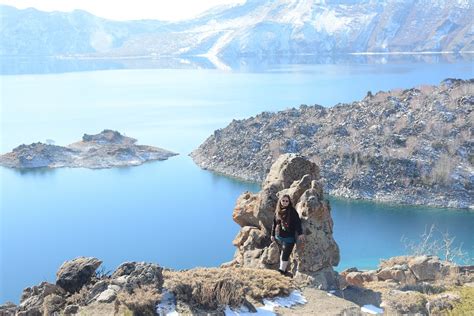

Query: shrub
117 285 161 316
163 267 293 311
430 153 454 186
401 224 470 264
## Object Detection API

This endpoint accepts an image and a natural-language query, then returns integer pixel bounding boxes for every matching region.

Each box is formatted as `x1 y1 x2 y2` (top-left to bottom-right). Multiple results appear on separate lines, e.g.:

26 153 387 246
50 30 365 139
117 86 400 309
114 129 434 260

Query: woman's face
280 197 290 207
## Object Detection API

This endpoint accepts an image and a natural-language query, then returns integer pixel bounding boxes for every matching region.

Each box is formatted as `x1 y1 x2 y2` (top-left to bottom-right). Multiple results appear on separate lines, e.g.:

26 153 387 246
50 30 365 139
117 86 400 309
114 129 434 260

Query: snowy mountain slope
1 0 473 57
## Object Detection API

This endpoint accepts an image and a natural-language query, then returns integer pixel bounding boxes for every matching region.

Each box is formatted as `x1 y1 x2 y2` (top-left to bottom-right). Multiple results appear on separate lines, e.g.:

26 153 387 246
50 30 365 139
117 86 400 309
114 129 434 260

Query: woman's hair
275 194 294 215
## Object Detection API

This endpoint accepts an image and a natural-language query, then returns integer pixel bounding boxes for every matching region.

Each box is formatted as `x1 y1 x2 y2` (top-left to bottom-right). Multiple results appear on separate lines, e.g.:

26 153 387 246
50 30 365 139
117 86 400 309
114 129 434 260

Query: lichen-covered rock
378 255 459 284
111 261 164 292
0 302 17 316
56 257 102 293
225 154 340 289
16 282 65 316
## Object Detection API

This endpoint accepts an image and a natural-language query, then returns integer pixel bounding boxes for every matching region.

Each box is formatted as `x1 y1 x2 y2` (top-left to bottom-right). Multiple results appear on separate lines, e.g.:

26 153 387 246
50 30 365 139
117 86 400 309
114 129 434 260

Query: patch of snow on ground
278 0 313 26
361 304 384 315
156 290 178 316
313 9 353 34
225 290 307 316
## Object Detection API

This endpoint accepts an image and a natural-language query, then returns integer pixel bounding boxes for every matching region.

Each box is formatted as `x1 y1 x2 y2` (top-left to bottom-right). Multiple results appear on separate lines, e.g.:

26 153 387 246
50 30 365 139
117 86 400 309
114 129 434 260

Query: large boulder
56 257 102 293
224 154 340 289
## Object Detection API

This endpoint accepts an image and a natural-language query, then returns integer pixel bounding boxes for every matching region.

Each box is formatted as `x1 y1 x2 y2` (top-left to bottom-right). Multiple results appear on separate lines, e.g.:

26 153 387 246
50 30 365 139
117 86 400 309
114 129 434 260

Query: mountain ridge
1 1 473 57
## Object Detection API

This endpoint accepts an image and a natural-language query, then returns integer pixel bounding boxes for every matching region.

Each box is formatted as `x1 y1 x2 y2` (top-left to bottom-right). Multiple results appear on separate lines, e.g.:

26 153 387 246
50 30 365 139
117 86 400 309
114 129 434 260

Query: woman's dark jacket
271 206 303 238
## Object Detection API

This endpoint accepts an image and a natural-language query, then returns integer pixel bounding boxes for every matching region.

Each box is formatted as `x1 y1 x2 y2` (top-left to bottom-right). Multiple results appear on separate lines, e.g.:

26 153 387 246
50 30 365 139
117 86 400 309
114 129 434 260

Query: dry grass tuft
117 285 161 316
163 267 293 311
449 286 474 316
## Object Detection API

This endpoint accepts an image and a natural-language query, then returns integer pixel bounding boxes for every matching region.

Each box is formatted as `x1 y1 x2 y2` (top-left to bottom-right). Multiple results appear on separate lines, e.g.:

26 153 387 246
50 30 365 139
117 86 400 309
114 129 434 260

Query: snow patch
312 9 353 34
225 290 307 316
157 289 306 316
156 290 178 316
361 304 384 315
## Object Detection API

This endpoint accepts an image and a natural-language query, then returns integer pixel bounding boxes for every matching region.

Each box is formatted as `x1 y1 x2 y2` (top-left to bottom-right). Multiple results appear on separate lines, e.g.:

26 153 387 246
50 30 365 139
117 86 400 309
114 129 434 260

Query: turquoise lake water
1 57 473 303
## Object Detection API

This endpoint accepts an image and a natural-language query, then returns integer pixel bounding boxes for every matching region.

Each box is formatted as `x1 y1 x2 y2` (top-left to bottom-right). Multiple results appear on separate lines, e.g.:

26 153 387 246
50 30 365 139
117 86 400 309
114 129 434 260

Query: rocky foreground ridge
191 79 474 209
1 155 473 315
1 255 472 316
0 130 177 169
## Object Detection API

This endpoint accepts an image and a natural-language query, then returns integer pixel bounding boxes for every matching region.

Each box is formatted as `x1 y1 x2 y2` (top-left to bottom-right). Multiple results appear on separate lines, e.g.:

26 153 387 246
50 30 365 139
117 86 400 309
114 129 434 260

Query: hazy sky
0 0 246 21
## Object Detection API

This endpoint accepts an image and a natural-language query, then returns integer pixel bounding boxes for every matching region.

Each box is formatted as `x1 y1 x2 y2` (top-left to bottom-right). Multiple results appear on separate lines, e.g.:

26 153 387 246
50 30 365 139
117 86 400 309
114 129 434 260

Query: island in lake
0 129 178 169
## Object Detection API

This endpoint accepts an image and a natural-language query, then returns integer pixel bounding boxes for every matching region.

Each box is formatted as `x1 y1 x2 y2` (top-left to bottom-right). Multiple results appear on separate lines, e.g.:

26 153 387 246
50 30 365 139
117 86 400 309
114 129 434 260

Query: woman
271 194 305 276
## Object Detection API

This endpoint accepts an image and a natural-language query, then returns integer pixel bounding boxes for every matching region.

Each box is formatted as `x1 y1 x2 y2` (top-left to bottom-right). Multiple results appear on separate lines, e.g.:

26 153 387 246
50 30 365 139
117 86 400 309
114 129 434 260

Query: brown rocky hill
191 79 473 209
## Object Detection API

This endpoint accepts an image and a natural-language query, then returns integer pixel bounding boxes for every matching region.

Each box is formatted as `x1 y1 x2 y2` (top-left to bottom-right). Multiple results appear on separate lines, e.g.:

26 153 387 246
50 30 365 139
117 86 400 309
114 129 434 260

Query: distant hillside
1 0 473 57
191 79 474 209
0 5 166 56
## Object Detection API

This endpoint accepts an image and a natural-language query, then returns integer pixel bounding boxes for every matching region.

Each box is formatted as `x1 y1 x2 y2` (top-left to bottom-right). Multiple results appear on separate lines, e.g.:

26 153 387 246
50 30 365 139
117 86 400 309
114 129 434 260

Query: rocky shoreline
191 79 474 209
0 130 178 169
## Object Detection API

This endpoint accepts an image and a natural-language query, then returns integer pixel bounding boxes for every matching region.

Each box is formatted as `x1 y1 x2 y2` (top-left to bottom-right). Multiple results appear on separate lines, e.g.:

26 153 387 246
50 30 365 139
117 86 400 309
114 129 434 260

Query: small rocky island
0 130 178 169
191 79 474 209
1 155 473 315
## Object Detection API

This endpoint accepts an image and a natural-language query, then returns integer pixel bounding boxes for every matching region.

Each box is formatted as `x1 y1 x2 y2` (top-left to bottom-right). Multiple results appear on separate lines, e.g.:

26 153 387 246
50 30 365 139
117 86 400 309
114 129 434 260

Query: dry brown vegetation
117 285 161 316
430 153 454 186
163 267 293 311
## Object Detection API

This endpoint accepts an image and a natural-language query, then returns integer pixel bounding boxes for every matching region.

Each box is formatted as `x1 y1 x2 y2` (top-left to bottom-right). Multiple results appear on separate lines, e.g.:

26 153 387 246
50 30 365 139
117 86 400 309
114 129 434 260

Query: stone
227 154 340 289
96 289 117 303
232 193 260 228
88 280 110 301
111 262 164 292
64 304 79 315
408 256 440 281
0 302 17 316
377 268 406 283
56 257 102 293
108 284 121 292
345 272 365 287
17 282 64 316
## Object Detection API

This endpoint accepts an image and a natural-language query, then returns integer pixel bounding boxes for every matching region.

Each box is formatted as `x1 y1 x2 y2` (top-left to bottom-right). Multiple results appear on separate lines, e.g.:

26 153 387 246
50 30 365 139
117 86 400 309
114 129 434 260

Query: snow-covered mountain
1 0 473 57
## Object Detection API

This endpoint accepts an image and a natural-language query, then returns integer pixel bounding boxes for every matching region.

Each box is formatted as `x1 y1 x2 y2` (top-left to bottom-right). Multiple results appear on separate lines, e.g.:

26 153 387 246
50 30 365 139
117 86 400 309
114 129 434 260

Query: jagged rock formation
192 79 474 209
0 257 164 316
223 154 341 289
0 129 178 169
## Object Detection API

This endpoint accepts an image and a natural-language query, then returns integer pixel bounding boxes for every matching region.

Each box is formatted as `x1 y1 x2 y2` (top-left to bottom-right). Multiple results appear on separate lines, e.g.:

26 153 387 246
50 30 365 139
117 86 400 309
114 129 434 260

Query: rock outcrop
191 79 474 209
0 129 178 169
1 252 472 315
56 257 102 293
1 257 164 316
340 255 471 315
224 154 341 289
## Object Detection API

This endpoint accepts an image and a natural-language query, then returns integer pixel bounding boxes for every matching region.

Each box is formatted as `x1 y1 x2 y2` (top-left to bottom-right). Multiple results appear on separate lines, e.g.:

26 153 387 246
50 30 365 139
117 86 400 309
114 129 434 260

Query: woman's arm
292 208 305 243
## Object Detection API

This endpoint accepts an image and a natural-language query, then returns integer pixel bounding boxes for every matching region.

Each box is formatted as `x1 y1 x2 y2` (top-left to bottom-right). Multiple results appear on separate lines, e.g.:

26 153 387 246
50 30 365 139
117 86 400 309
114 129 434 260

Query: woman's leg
279 242 295 272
